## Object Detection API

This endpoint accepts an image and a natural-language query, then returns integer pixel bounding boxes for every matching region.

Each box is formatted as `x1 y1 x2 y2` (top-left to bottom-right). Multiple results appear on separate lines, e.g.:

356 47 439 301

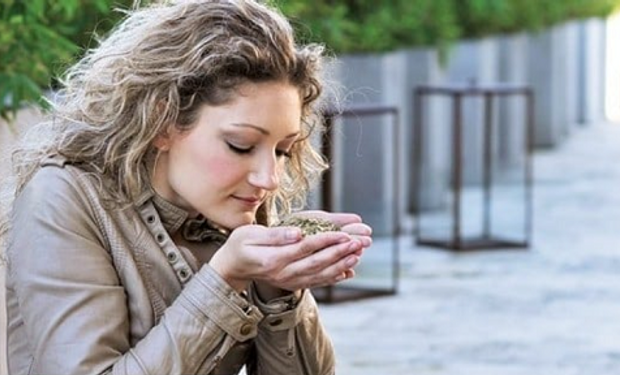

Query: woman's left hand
252 210 372 301
292 210 372 245
288 210 372 278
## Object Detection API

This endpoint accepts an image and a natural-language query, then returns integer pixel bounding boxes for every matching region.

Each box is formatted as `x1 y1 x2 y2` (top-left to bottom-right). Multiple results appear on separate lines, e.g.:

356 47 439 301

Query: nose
248 154 280 191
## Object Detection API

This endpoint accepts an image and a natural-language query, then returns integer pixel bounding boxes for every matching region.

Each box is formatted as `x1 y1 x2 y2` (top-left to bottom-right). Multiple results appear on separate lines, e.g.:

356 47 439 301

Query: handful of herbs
276 217 340 237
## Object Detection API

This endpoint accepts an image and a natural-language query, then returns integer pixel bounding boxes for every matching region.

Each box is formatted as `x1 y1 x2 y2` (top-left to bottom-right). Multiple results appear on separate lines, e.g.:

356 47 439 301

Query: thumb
234 224 302 246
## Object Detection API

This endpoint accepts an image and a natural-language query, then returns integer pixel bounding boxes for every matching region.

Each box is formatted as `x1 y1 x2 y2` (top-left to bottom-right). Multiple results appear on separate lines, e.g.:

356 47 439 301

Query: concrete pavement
319 122 620 375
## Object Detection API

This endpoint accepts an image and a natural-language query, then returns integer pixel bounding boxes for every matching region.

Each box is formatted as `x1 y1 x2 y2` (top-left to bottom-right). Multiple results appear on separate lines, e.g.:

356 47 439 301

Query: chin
218 213 256 230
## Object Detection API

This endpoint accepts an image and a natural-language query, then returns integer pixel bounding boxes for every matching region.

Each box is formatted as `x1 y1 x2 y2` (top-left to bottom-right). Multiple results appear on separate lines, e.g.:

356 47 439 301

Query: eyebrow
231 123 300 139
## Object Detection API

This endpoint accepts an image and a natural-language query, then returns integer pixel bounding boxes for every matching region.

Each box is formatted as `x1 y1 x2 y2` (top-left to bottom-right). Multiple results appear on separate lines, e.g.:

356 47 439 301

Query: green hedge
454 0 619 39
1 0 619 121
270 0 459 54
270 0 619 54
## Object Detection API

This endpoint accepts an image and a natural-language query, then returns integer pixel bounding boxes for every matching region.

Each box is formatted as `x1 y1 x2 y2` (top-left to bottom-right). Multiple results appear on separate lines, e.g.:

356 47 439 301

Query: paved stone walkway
319 122 620 375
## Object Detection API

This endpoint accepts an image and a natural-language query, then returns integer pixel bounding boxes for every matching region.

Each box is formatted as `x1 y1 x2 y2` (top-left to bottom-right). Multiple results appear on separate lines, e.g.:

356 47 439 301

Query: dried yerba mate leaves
276 217 340 236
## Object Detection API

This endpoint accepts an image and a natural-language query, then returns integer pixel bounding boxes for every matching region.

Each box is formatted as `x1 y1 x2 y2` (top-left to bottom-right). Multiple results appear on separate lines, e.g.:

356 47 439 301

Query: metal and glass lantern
413 83 534 251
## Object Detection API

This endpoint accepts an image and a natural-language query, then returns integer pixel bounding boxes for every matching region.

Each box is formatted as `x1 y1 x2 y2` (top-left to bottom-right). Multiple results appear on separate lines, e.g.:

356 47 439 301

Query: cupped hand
289 210 373 248
208 222 367 294
291 210 373 282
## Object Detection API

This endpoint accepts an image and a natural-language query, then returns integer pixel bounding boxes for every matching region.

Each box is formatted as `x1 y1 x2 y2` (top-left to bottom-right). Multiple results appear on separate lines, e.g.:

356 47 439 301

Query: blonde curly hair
3 0 329 237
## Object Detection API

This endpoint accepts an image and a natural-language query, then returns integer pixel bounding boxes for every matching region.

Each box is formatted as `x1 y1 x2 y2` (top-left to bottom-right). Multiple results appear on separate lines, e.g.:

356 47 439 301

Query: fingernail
345 256 359 267
349 240 361 250
287 228 301 240
338 234 351 243
335 273 345 282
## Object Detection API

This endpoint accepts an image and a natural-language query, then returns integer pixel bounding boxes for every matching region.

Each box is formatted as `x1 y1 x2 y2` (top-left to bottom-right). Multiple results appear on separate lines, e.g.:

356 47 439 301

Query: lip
232 195 264 207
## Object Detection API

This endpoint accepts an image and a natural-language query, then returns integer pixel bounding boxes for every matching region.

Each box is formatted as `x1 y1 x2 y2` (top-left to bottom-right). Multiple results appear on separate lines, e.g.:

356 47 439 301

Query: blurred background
2 0 620 374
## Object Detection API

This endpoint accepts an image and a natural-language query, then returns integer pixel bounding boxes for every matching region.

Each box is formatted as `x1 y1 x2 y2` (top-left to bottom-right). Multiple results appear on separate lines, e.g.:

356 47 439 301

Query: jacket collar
152 193 190 235
135 188 229 244
135 187 188 234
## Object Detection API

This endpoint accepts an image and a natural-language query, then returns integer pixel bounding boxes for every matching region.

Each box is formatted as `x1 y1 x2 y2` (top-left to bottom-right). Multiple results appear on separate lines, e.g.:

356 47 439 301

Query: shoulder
14 155 115 231
14 155 143 247
21 155 99 207
8 157 110 265
30 155 83 186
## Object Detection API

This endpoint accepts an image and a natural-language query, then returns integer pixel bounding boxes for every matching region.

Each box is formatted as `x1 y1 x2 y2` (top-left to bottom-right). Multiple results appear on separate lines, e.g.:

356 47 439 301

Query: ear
153 132 171 151
153 101 174 151
153 131 174 152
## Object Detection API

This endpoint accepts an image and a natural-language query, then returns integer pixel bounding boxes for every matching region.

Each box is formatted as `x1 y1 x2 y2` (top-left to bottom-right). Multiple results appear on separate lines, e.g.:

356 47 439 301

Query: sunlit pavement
319 122 620 375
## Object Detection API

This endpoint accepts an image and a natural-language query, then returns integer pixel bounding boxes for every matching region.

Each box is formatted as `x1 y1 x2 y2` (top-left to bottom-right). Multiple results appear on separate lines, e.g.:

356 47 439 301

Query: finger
336 268 356 282
293 231 352 259
266 230 352 267
348 246 365 258
321 212 362 227
319 254 361 283
260 239 360 290
338 223 372 248
344 268 356 279
291 253 361 289
289 238 363 276
348 235 372 248
340 224 372 245
235 225 302 246
340 222 372 236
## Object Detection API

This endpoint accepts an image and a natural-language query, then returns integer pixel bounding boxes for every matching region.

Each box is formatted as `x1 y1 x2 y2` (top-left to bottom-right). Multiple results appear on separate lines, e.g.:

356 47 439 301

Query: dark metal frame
413 84 534 251
313 104 401 303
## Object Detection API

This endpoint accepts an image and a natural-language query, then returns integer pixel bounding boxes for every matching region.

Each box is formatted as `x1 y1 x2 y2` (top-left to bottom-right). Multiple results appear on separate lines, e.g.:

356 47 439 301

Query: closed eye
227 142 253 155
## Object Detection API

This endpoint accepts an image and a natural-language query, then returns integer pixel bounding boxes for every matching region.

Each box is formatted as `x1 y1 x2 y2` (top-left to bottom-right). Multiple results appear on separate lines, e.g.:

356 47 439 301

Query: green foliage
269 0 460 54
270 0 620 54
454 0 620 38
1 0 620 123
0 0 138 122
268 0 354 54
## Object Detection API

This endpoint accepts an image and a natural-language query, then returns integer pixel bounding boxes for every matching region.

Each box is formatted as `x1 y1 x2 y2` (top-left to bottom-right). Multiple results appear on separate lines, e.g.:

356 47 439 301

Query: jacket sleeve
7 166 263 375
246 286 336 375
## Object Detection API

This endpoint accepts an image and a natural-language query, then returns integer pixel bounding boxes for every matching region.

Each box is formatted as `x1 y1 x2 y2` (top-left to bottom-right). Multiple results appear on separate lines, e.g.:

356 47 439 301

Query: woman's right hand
208 225 365 293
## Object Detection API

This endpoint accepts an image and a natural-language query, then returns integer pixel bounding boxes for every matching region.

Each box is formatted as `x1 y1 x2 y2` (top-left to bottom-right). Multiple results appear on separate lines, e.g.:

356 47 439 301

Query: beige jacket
5 157 335 375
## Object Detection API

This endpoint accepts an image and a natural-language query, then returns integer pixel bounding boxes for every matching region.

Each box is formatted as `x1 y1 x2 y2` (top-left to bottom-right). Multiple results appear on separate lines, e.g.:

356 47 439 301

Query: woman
2 1 372 374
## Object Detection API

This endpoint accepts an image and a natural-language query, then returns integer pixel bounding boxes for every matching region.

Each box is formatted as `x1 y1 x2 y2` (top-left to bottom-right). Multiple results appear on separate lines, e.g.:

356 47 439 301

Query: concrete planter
322 18 607 233
327 52 403 236
565 21 581 129
326 48 451 234
446 37 500 185
577 17 606 124
407 49 450 213
497 33 529 169
528 22 580 147
606 14 620 122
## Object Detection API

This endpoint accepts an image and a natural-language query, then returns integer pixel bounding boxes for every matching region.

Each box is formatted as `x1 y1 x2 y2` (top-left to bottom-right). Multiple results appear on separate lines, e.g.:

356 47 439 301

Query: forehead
234 80 302 104
197 81 303 133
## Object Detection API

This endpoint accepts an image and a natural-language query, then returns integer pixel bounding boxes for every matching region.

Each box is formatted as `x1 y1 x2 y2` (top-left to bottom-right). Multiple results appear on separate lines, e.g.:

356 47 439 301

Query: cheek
201 152 246 184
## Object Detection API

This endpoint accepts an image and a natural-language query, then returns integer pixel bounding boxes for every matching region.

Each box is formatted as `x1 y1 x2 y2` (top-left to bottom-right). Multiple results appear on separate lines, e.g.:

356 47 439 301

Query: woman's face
152 80 302 230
